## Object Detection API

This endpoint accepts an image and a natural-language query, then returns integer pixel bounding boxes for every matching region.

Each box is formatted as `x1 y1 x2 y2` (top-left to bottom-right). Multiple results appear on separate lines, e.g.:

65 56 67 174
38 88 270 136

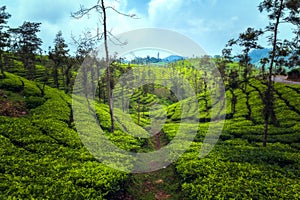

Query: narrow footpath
113 132 182 200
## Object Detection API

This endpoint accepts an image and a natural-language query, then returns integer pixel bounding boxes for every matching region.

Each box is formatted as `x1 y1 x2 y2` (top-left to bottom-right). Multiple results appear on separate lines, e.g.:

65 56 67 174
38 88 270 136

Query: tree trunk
65 64 72 94
101 0 114 133
263 0 284 147
90 64 95 97
53 64 59 88
0 53 4 78
230 89 236 115
98 80 101 102
137 96 140 125
121 85 124 111
263 115 268 147
204 79 208 112
61 65 65 91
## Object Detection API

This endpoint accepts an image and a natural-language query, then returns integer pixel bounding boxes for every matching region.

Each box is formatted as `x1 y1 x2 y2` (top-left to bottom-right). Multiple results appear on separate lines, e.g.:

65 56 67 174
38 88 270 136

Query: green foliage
1 0 299 198
176 141 300 199
0 73 140 199
1 57 300 199
0 78 23 92
24 96 45 109
0 73 43 97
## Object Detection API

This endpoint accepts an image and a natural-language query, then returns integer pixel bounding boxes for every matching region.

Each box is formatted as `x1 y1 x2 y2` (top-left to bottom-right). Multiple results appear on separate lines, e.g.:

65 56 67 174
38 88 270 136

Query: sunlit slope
0 73 148 199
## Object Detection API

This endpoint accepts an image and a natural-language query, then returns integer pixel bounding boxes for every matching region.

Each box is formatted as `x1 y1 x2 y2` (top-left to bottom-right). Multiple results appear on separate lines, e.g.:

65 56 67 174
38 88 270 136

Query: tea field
1 70 300 199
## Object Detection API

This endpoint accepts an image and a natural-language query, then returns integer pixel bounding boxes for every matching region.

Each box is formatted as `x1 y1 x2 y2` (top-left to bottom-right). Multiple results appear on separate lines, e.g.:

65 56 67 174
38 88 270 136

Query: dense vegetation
0 0 300 199
1 60 300 199
0 73 147 199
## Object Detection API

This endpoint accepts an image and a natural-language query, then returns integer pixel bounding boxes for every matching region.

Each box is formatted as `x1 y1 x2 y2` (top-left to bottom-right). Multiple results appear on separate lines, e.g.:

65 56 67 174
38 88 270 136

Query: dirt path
113 132 181 200
273 75 300 85
123 164 181 200
155 132 161 150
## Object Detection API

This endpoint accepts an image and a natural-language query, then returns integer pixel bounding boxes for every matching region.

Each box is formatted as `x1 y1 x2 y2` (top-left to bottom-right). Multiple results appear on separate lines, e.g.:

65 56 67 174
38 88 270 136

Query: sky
1 0 296 56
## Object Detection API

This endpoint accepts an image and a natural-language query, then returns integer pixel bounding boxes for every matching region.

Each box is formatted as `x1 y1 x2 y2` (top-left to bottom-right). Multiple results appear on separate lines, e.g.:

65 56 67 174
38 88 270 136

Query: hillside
1 0 299 198
249 48 271 65
0 73 147 199
1 69 300 199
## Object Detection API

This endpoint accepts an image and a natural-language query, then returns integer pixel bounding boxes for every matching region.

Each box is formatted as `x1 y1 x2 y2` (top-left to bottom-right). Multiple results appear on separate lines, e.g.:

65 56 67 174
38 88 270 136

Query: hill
162 55 185 63
0 72 147 199
249 48 271 64
1 61 300 199
126 55 185 64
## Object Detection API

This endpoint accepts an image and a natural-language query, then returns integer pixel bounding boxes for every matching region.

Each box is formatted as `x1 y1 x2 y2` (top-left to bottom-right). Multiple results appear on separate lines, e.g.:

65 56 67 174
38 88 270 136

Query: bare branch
71 30 103 57
71 0 138 133
107 30 127 46
71 4 101 19
105 6 139 19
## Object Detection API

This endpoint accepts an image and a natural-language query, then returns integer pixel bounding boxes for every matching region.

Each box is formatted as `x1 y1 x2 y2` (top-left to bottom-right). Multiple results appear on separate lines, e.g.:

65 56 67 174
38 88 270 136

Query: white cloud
2 0 292 55
148 0 183 27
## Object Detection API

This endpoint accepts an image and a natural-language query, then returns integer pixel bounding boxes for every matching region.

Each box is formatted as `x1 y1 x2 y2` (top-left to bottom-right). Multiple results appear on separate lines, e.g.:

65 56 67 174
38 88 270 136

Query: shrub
0 78 23 92
25 96 46 109
22 83 42 97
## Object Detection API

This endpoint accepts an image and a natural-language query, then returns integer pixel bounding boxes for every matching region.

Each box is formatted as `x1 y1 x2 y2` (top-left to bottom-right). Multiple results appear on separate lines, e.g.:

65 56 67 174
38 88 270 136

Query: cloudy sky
1 0 295 56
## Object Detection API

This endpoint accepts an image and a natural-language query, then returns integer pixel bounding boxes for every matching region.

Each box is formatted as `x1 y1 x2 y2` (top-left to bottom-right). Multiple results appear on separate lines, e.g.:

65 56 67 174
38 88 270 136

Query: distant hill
128 55 185 64
249 48 292 69
162 55 185 63
249 48 271 65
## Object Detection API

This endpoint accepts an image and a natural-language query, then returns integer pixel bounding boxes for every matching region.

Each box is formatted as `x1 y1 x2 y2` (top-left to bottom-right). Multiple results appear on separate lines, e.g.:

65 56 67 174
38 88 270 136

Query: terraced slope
0 73 147 199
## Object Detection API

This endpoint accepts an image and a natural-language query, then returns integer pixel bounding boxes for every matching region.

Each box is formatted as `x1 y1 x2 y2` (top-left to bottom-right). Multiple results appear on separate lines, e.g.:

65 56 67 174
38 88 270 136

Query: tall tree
72 31 102 100
199 55 212 113
228 69 239 116
258 0 299 147
273 40 290 75
226 28 263 91
260 58 269 79
238 28 263 90
215 58 227 81
49 31 69 90
0 6 11 78
72 31 100 63
287 34 300 69
221 46 239 117
72 0 136 133
10 22 42 80
64 57 76 94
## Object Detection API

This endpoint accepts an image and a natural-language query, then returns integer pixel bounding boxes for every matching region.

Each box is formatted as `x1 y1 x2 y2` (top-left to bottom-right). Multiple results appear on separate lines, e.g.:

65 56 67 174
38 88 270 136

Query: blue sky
1 0 295 56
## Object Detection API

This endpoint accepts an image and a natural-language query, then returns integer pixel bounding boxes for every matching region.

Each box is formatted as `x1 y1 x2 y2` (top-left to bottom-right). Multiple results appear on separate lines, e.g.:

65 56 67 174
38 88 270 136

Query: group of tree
0 5 75 93
71 0 136 133
0 6 11 78
1 0 299 140
220 0 299 146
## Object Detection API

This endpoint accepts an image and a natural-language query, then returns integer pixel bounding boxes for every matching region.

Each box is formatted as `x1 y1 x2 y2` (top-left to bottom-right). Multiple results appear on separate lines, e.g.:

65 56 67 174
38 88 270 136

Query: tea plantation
1 70 300 199
0 73 145 199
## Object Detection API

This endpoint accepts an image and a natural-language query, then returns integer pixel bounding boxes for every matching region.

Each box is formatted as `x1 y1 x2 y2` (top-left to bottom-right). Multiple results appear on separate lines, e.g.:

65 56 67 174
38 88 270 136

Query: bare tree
71 0 136 133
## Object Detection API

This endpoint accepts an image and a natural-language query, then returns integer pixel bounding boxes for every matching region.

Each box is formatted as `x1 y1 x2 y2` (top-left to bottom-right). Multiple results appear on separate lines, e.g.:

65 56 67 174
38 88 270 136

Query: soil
155 132 161 150
0 99 28 117
112 131 179 200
